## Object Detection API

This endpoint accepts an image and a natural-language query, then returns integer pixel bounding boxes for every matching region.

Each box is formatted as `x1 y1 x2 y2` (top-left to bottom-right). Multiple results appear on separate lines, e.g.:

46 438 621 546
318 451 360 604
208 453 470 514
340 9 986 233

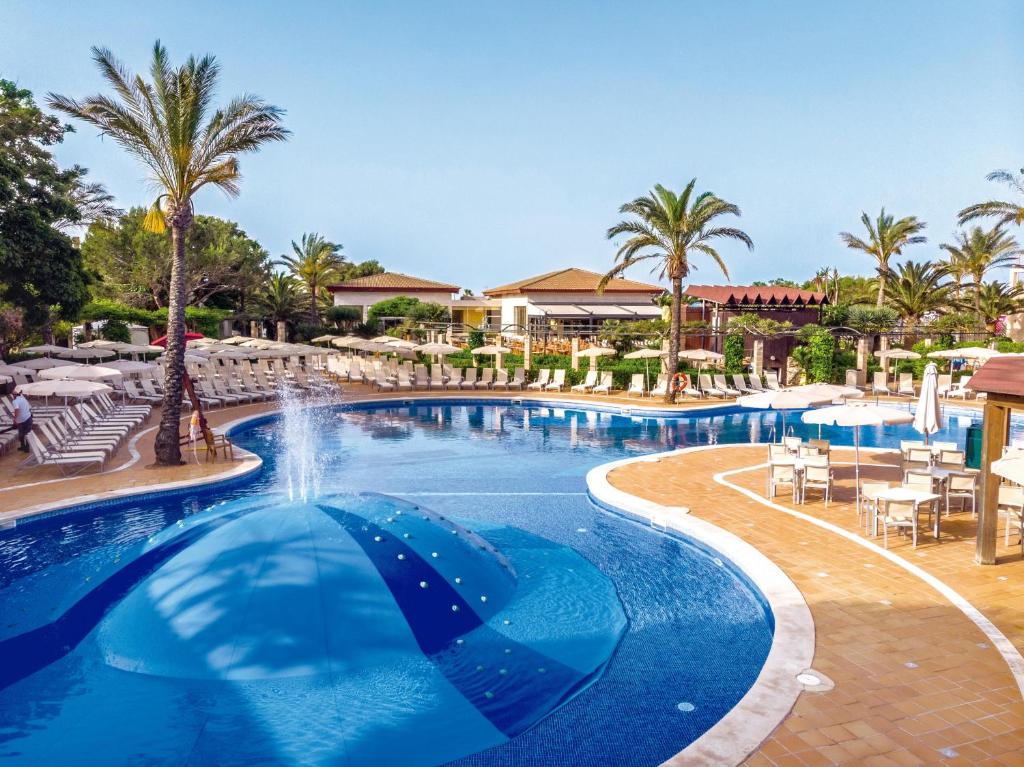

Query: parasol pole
854 425 862 518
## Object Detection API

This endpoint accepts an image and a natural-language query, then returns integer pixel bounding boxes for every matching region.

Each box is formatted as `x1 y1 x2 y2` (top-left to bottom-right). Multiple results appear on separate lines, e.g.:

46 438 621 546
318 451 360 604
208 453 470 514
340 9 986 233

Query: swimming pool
0 399 991 765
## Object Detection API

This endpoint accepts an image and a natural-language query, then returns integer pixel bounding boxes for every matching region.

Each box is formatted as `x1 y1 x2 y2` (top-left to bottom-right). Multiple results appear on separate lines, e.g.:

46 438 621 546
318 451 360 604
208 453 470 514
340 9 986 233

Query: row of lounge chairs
865 371 974 399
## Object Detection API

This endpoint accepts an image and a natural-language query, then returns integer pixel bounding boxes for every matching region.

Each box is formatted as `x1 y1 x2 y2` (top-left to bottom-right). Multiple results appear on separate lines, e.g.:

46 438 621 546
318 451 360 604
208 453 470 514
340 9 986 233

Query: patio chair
936 449 966 471
767 461 797 502
732 374 756 394
768 443 788 460
650 374 668 398
764 371 783 390
844 369 860 389
947 375 973 399
872 372 892 397
593 372 614 395
903 447 933 477
123 380 161 404
801 462 833 505
413 364 430 390
545 369 566 391
936 374 953 397
698 374 725 398
897 373 915 397
570 370 598 393
714 374 740 396
526 369 550 391
459 368 478 390
879 498 918 548
798 444 820 458
396 370 413 391
508 367 525 390
998 485 1024 553
783 435 802 454
904 470 935 492
445 368 463 390
626 373 645 398
746 375 765 392
808 438 831 456
859 481 891 528
945 473 977 517
372 371 394 392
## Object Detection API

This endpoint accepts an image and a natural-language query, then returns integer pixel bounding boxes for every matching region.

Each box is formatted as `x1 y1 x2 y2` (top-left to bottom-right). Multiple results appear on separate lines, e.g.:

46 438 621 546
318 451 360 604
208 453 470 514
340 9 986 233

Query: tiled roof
326 272 460 292
967 358 1024 397
484 268 663 296
683 285 827 306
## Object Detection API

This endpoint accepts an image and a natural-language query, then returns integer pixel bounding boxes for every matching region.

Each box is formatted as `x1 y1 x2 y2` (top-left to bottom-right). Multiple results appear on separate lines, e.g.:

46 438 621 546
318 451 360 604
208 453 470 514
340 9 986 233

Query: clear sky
2 1 1022 292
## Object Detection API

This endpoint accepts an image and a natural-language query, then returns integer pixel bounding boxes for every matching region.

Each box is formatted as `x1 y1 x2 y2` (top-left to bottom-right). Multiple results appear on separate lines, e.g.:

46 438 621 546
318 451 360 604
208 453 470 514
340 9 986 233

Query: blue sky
2 1 1022 292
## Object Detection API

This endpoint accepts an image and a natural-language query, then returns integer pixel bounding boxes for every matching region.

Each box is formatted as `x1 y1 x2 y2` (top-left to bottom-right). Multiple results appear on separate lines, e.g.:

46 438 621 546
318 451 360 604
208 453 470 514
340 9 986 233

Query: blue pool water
0 400 990 766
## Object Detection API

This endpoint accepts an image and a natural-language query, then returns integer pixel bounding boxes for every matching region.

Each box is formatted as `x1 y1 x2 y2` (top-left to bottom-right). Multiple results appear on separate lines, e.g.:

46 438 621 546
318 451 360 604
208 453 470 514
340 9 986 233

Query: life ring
671 373 689 392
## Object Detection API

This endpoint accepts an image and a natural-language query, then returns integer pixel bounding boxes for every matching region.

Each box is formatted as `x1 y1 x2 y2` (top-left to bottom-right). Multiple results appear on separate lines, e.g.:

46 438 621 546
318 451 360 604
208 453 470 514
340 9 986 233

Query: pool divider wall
585 444 815 767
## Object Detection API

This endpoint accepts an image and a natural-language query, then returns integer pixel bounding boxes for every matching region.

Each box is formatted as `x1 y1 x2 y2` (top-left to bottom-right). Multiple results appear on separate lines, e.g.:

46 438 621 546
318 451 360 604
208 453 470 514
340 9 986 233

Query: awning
533 303 662 319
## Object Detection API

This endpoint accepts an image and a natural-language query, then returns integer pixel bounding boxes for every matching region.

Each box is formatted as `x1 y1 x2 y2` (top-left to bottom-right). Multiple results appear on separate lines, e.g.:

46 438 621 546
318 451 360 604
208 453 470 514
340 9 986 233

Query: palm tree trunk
666 276 682 404
876 270 886 308
310 278 318 326
153 212 191 466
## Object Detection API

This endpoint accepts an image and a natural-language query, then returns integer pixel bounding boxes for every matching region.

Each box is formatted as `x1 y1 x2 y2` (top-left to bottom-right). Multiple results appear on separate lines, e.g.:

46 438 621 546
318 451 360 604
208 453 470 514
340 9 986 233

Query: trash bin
965 424 983 469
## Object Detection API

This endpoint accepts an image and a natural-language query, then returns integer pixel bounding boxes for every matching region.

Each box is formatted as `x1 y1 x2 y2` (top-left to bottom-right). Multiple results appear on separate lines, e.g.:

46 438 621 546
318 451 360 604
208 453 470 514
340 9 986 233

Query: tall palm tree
959 169 1024 229
257 273 303 335
601 180 753 403
883 260 954 333
840 209 926 308
49 42 288 465
976 280 1024 333
939 226 1022 316
278 233 345 325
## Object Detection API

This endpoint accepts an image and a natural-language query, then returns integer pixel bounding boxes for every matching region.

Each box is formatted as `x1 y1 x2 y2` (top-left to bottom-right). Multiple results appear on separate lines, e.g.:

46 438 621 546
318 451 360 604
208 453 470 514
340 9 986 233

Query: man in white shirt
11 387 32 452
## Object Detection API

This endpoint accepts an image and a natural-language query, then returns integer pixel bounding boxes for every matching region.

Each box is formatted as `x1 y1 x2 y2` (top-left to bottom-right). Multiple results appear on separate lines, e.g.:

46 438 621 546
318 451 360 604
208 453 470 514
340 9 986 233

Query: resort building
483 267 665 337
327 272 464 323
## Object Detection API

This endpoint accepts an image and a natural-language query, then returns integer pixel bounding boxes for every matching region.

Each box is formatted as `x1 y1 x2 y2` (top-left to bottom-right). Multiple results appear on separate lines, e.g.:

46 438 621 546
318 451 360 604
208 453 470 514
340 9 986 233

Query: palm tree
601 180 753 403
257 273 303 337
883 260 955 333
976 280 1024 333
939 226 1022 315
840 209 927 308
958 169 1024 229
278 233 345 325
49 42 288 465
811 266 840 303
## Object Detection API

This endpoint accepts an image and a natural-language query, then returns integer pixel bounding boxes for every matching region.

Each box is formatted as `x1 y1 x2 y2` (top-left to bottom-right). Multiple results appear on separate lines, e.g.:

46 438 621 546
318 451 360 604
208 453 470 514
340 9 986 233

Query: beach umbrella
370 335 397 343
218 336 252 345
0 374 11 385
13 357 82 371
624 347 665 389
385 338 420 350
40 364 122 382
22 344 67 356
0 363 34 382
802 403 914 509
59 347 116 361
102 359 156 374
992 453 1024 485
913 362 943 444
19 378 113 404
311 334 338 344
156 353 209 365
152 332 206 348
577 346 616 371
77 339 120 349
874 348 920 376
738 385 843 438
678 348 724 375
413 342 461 355
331 336 361 348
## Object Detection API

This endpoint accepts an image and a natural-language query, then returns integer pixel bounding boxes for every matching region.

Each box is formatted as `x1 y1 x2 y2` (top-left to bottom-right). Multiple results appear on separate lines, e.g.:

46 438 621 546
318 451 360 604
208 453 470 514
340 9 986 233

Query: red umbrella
151 332 205 348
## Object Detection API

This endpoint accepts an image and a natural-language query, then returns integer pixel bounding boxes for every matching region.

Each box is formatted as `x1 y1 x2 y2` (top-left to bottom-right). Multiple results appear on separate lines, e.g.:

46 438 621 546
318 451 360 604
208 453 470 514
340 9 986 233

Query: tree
334 259 385 282
256 272 302 329
958 169 1024 229
0 80 96 338
601 179 752 403
279 232 344 325
840 209 926 307
976 281 1024 333
939 226 1022 316
883 260 955 332
808 267 840 303
50 42 288 465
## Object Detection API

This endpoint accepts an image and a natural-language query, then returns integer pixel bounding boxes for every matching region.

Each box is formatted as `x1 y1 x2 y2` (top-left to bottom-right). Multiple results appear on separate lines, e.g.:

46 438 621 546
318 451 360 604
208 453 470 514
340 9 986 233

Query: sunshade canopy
39 365 123 381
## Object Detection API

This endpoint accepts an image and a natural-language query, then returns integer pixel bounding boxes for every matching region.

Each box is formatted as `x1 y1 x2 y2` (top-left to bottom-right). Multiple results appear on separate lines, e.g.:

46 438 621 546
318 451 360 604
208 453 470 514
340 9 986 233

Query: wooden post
855 337 870 387
524 335 532 371
249 320 259 338
276 321 287 342
570 338 580 370
976 399 1010 565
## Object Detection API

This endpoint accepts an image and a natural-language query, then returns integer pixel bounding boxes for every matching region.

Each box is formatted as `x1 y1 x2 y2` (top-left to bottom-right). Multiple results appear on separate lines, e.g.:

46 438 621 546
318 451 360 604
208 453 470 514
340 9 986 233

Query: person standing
11 387 33 452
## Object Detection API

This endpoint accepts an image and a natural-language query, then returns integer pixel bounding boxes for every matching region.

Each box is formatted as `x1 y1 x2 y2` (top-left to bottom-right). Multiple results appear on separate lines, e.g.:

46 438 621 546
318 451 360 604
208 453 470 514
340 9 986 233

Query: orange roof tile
484 268 663 297
326 272 460 293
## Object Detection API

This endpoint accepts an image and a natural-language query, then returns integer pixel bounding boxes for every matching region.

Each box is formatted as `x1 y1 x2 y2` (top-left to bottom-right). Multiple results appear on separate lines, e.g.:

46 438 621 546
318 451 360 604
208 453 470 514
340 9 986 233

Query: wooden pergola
968 357 1024 564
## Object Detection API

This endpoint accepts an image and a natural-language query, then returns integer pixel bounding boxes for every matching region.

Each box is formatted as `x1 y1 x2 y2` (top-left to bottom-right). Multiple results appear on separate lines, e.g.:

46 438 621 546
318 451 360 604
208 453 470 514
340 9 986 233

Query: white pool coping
586 444 815 767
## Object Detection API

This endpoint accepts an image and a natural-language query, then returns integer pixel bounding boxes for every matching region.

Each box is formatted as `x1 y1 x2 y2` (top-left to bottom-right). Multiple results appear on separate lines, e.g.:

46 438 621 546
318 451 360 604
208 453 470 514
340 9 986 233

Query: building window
513 306 527 330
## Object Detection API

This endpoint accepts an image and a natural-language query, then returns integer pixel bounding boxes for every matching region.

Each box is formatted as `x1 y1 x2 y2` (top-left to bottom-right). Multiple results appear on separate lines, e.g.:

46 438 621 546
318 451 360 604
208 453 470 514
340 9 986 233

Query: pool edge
585 445 815 767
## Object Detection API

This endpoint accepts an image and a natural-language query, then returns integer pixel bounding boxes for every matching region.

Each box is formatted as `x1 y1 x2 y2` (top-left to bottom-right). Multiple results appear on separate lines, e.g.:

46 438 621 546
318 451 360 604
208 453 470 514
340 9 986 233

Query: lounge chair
746 375 765 392
396 371 413 391
507 367 525 390
527 369 551 391
698 374 725 398
123 380 161 404
545 369 566 391
844 369 860 389
682 377 703 398
445 368 463 390
414 364 429 390
872 371 892 397
650 374 668 398
571 370 598 393
947 375 973 399
372 371 394 392
626 373 645 397
732 374 756 394
936 373 953 397
26 432 105 475
493 369 511 390
764 371 783 390
715 374 740 396
475 368 494 389
429 366 444 390
459 368 478 389
592 372 613 395
897 373 915 397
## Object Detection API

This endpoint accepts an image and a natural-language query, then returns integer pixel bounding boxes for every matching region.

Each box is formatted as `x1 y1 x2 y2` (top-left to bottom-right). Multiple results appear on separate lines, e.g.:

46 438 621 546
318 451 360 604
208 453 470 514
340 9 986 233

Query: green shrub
100 319 131 343
723 332 745 373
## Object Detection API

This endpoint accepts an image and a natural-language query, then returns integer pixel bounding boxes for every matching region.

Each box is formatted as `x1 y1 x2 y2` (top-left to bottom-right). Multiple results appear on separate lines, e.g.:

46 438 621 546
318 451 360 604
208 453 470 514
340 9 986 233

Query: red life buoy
671 373 689 392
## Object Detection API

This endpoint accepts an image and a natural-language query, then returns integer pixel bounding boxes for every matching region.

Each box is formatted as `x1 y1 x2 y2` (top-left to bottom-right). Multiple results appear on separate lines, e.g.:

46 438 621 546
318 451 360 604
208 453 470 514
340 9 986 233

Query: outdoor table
873 486 942 544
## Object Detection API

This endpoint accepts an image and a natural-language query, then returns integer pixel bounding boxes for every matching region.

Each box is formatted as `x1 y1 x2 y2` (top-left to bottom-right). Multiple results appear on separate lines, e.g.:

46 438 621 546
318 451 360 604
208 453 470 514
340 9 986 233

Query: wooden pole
976 398 1010 565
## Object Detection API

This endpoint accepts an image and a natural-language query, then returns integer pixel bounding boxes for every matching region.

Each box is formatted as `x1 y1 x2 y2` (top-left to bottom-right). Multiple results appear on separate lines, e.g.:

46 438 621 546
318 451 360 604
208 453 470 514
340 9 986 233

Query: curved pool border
586 445 814 767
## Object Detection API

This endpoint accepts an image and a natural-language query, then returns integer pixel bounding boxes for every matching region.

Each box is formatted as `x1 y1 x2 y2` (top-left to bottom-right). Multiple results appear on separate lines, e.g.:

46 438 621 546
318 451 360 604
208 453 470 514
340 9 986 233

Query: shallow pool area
0 399 997 766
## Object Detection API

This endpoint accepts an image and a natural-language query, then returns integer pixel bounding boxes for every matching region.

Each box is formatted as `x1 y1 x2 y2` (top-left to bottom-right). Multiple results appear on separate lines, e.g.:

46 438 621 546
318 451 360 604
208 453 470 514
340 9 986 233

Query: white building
327 272 463 323
483 268 664 337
